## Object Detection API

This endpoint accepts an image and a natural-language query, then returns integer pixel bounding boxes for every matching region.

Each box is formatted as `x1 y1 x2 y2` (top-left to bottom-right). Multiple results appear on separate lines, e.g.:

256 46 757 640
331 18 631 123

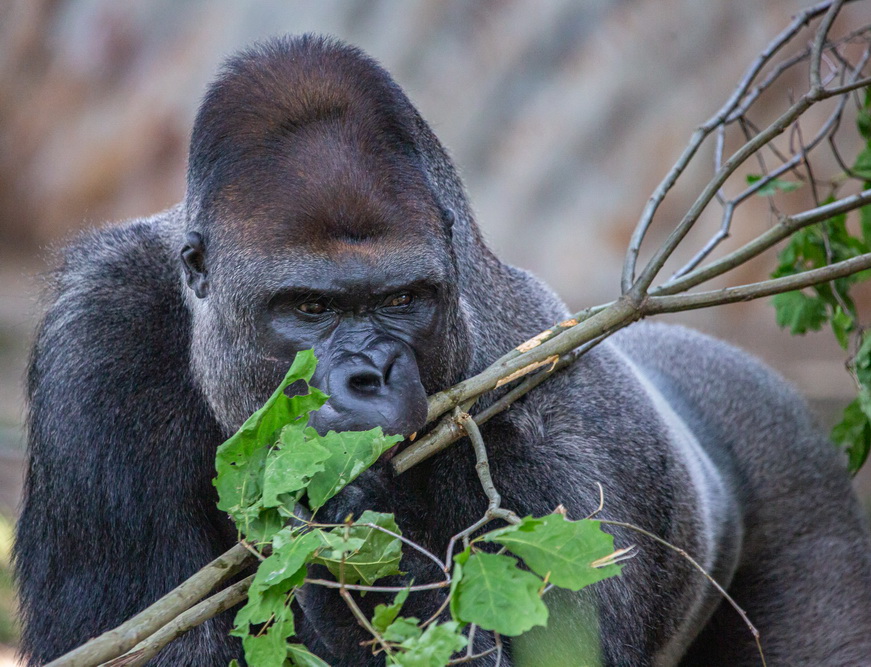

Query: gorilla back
16 35 871 666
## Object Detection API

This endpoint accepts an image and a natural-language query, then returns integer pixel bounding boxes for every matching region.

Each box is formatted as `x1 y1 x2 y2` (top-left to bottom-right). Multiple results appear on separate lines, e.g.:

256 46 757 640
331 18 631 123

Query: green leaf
306 429 401 510
451 551 548 636
315 511 404 585
252 528 323 591
831 306 854 350
858 108 871 141
372 587 411 633
214 350 328 540
242 619 295 667
261 424 331 508
832 395 871 476
746 173 802 196
860 203 871 247
232 584 295 637
484 514 623 591
389 621 468 667
853 333 871 388
383 616 422 643
287 644 331 667
227 497 286 546
316 531 366 561
772 291 828 334
853 146 871 180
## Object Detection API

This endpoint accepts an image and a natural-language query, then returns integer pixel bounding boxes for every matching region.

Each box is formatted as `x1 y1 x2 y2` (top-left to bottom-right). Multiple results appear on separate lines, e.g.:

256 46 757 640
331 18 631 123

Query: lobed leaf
372 587 411 633
484 514 623 591
314 511 404 585
214 350 328 540
383 616 422 644
261 424 331 508
451 550 548 636
252 528 323 591
306 429 401 510
772 290 827 335
242 619 296 667
389 621 468 667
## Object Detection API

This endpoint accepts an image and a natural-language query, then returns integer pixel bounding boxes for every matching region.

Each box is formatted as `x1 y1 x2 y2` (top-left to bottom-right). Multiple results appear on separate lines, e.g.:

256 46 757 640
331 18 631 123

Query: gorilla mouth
380 428 425 463
381 442 402 462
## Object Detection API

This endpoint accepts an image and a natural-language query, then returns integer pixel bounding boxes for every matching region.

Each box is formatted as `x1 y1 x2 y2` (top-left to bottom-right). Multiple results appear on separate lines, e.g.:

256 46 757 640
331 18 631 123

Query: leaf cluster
213 352 624 666
768 88 871 474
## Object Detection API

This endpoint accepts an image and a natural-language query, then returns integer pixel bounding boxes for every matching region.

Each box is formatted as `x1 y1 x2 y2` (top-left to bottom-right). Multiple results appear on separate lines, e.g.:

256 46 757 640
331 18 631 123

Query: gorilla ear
181 232 210 299
441 207 455 240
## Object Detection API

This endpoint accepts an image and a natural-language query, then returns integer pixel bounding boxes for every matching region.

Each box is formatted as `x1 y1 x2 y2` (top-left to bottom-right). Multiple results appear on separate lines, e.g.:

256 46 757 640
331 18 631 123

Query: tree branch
645 252 871 314
44 543 252 667
620 0 861 292
102 576 254 667
653 189 871 296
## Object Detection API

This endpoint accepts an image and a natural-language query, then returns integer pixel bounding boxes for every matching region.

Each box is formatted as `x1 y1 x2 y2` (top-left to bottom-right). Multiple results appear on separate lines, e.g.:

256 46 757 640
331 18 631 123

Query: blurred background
1 0 870 661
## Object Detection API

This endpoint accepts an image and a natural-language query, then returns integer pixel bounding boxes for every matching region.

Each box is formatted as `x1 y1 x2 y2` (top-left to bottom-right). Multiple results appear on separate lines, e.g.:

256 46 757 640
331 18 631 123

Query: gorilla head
178 37 471 437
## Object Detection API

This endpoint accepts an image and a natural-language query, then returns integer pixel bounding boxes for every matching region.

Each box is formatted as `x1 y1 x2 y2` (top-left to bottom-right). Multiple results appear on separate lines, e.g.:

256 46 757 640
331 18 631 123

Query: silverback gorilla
16 35 871 666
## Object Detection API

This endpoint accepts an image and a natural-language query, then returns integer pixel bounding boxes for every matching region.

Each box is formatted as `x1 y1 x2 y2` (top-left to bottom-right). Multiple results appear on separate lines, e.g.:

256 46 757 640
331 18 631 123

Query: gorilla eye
387 292 413 308
298 301 328 315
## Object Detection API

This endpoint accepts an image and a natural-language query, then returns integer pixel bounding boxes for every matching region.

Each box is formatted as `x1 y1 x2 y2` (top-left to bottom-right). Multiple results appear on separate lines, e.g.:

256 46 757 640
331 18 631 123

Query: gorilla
15 35 871 666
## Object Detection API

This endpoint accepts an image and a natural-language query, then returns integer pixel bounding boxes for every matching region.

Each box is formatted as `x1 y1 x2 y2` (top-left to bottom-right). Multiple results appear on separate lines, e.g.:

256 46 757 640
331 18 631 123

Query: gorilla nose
310 342 427 438
345 355 395 396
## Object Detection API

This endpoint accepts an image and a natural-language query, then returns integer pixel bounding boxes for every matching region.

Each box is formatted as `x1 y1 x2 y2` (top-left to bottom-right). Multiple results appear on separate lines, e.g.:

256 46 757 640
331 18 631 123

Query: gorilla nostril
348 370 383 394
383 357 395 384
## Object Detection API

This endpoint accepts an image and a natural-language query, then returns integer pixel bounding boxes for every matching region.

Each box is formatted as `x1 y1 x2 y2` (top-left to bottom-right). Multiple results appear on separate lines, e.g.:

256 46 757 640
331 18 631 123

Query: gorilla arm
14 210 242 666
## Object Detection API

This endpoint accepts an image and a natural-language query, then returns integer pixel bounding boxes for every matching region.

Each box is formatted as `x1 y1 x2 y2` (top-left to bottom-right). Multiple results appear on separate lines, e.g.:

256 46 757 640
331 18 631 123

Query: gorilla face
260 256 436 437
180 119 463 439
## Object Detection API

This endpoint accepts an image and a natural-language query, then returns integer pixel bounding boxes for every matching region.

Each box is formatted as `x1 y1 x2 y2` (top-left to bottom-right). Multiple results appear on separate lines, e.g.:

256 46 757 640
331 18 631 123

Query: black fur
16 36 871 666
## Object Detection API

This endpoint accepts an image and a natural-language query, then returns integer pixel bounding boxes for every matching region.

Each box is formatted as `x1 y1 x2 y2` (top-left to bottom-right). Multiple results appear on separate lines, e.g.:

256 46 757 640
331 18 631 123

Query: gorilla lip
381 430 419 463
381 442 402 462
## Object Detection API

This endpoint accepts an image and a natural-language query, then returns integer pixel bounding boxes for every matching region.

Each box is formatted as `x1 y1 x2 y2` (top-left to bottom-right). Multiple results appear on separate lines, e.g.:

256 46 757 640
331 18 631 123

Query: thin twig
598 519 766 666
338 586 394 658
240 539 266 562
585 483 606 520
458 411 501 513
810 0 844 92
653 189 871 297
304 578 450 593
446 515 491 567
421 594 453 628
495 633 504 666
671 202 734 279
448 647 498 665
646 252 871 314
